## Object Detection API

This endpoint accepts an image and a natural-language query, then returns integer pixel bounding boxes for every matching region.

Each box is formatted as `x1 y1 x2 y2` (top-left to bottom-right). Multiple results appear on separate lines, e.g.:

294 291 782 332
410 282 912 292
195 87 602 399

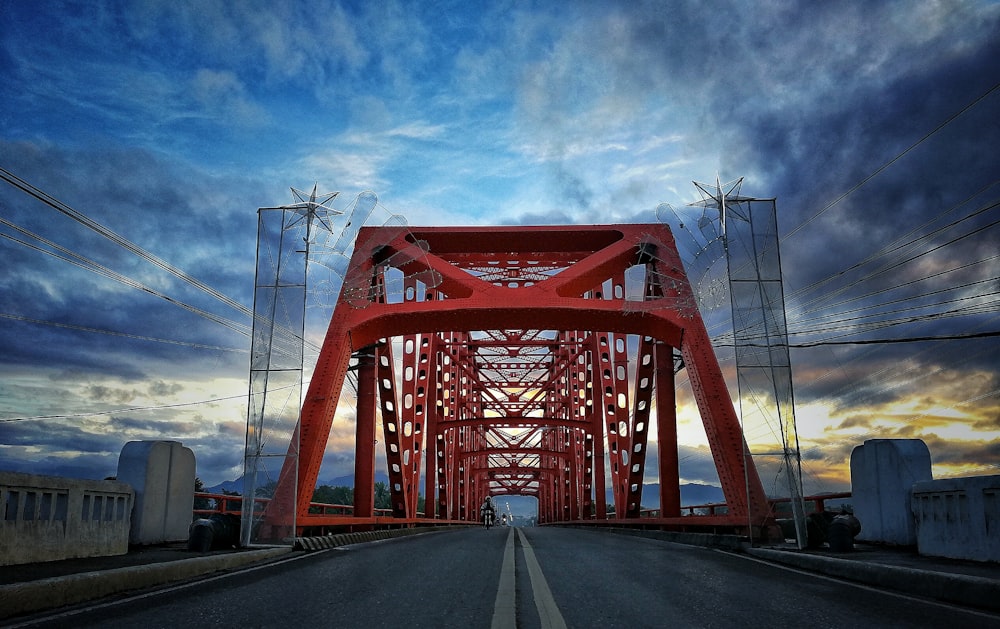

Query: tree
256 479 278 498
374 481 390 509
312 485 354 505
193 477 211 510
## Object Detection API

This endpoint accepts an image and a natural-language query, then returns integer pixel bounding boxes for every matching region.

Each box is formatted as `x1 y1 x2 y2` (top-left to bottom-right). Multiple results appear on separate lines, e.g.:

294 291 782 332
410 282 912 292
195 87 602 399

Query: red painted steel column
624 334 656 517
423 406 438 519
656 341 681 517
588 343 607 519
354 348 376 520
376 341 409 517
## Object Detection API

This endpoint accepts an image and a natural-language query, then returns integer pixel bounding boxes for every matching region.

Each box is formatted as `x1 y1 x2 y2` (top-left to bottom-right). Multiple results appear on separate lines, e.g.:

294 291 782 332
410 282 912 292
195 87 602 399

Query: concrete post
850 439 931 545
117 440 195 545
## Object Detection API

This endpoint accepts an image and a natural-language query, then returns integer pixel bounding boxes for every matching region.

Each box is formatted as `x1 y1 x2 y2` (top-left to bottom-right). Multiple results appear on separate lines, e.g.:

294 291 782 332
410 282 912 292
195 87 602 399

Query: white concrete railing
0 471 134 566
912 475 1000 563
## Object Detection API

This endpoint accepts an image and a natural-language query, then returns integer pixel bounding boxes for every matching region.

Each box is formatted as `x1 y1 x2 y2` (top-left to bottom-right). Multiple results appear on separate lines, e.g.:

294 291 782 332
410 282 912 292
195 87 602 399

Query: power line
0 195 319 355
791 203 1000 316
718 329 1000 348
0 167 253 318
0 393 247 423
0 383 302 423
0 312 248 353
782 79 1000 241
788 179 1000 303
791 261 998 324
0 227 254 338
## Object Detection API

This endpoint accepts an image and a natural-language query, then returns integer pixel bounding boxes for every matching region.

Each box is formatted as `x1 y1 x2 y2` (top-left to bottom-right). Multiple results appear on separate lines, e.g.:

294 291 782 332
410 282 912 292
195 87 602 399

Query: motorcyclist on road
480 495 496 528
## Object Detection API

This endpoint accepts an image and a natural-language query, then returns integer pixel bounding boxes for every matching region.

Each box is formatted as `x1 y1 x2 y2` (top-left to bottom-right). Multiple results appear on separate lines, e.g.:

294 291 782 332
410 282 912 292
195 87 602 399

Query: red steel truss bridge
260 223 774 540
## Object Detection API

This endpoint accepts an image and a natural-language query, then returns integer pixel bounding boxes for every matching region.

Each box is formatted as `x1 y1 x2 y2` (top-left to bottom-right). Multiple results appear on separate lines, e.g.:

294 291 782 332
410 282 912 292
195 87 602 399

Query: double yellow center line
491 528 567 629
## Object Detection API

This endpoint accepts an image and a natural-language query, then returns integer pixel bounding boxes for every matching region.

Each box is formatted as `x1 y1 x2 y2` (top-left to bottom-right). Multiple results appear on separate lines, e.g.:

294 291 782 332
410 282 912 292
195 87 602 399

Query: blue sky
1 0 997 494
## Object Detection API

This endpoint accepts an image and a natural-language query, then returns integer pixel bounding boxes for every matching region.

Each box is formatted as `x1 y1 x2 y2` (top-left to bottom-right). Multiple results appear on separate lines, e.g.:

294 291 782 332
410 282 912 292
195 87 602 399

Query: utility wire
792 202 1000 315
0 383 304 423
792 259 998 323
788 179 1000 302
0 196 319 354
0 312 248 352
0 393 242 423
782 79 1000 241
0 228 253 337
716 270 998 347
0 167 252 317
713 329 999 348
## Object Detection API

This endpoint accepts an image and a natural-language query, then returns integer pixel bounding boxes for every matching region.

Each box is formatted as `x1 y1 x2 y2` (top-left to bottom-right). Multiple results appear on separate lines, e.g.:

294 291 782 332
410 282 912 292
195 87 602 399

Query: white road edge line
491 527 517 629
517 528 568 629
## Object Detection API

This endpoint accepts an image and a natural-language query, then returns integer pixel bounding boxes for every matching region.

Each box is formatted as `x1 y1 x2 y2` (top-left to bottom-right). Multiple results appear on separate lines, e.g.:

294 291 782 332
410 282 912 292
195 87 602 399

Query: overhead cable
782 79 1000 241
0 167 252 317
0 312 248 353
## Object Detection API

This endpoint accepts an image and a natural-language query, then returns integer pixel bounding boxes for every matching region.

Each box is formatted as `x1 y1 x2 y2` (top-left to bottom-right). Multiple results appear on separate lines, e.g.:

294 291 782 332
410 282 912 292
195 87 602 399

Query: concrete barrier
912 475 1000 562
0 471 134 566
0 546 291 620
117 440 195 545
850 439 931 545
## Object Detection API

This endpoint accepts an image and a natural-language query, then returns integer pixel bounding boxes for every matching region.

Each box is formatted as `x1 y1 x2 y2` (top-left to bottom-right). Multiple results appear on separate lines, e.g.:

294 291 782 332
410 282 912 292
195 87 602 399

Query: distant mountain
600 483 724 509
206 471 389 495
205 474 255 495
679 482 726 506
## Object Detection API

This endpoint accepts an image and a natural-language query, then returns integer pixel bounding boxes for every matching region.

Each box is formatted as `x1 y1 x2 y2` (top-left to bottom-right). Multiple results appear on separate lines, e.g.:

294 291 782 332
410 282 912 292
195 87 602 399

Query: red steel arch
261 224 773 538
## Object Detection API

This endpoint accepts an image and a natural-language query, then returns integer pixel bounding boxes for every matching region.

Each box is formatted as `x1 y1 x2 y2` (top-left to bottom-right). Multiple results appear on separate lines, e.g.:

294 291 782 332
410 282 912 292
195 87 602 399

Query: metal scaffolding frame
690 176 807 548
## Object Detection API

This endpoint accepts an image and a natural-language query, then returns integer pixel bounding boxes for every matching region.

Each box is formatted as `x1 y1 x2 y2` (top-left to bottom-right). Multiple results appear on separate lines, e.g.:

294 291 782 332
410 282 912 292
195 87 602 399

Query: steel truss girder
263 224 771 534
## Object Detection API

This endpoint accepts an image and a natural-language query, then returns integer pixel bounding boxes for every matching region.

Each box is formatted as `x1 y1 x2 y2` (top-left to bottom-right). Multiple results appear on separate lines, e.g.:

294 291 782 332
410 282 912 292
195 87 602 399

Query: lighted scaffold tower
242 186 341 546
689 177 808 548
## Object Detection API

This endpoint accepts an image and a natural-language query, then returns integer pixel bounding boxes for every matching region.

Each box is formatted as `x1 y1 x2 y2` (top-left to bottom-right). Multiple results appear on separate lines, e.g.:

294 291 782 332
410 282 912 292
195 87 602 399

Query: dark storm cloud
885 430 1000 470
553 163 594 210
0 419 115 450
703 12 1000 366
147 379 183 397
515 3 998 383
2 0 996 490
0 140 268 379
972 412 1000 432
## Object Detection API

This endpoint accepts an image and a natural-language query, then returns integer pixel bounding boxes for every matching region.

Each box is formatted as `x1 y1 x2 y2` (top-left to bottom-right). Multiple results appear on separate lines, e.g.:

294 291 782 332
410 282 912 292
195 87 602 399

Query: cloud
1 1 997 494
190 69 269 126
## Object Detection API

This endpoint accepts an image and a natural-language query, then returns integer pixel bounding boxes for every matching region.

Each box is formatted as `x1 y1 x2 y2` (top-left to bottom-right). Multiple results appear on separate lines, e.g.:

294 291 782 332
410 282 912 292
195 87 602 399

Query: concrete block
912 475 1000 562
850 439 931 545
116 441 195 545
0 472 133 565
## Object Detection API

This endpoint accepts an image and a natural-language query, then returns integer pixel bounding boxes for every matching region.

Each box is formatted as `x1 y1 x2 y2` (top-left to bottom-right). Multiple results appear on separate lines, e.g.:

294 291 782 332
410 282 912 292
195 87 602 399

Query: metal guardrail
637 492 852 518
194 491 852 524
193 492 397 518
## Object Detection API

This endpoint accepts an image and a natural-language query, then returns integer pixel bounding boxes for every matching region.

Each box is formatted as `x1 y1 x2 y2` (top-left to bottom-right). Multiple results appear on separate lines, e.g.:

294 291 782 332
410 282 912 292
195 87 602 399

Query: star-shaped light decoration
259 182 340 232
279 183 341 236
688 174 747 236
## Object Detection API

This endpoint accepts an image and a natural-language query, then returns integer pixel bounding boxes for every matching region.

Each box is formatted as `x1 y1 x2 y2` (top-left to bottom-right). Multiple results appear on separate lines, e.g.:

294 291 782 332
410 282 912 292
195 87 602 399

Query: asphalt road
15 527 1000 628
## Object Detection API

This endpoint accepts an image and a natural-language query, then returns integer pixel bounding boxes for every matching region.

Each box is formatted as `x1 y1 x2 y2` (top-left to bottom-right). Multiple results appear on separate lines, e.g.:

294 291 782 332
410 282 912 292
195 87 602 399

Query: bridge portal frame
260 224 773 540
